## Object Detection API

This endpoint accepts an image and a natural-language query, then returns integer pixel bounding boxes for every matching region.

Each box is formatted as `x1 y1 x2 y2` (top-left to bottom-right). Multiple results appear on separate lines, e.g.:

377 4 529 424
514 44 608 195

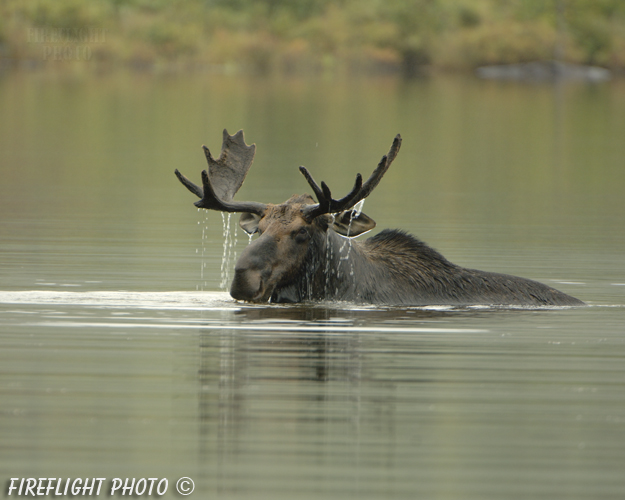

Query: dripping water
335 199 365 294
322 200 365 298
220 213 237 291
197 208 211 291
347 199 364 279
353 199 365 217
324 214 335 299
196 210 242 292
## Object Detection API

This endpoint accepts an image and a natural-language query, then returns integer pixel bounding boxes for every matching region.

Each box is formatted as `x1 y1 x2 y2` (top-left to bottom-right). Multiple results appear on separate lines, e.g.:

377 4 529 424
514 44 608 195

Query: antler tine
175 169 204 198
195 169 267 215
302 134 401 221
299 166 325 202
357 134 401 200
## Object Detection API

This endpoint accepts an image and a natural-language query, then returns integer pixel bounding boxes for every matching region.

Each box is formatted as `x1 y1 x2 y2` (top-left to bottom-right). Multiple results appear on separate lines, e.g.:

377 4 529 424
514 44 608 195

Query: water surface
1 71 625 499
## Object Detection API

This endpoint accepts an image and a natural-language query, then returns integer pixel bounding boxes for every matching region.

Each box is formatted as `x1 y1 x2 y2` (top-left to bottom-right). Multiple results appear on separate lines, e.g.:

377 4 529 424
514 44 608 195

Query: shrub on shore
2 0 624 74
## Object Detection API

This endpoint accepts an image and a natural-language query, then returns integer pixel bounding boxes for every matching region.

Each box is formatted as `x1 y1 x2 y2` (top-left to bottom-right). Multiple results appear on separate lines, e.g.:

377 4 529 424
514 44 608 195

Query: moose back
175 130 584 307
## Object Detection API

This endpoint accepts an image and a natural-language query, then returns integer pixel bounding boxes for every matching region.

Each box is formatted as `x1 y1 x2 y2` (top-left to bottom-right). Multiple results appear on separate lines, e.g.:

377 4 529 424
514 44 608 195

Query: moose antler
301 134 402 221
175 129 267 216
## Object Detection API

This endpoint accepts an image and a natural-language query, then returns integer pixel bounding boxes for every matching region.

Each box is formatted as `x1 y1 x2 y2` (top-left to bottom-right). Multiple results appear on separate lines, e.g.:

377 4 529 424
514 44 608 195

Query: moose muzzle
229 236 277 302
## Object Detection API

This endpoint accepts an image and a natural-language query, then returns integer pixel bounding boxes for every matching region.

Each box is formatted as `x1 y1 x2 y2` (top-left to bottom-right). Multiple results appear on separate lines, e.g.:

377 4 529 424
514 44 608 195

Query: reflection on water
1 291 625 498
1 72 625 498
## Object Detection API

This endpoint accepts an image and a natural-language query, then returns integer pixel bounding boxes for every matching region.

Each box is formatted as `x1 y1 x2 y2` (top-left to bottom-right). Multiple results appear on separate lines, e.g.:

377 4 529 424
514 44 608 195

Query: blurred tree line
1 0 624 74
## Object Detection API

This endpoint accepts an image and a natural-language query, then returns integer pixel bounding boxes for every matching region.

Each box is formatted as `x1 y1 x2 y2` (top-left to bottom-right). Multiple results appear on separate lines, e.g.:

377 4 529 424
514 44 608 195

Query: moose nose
230 267 263 301
229 235 276 302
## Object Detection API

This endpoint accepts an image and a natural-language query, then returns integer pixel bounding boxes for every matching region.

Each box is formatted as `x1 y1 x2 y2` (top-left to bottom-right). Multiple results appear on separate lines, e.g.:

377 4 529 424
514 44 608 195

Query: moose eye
293 227 309 243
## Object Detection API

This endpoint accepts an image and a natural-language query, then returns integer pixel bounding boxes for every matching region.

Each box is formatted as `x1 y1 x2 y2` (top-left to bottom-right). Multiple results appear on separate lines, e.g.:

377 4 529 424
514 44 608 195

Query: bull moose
175 130 584 307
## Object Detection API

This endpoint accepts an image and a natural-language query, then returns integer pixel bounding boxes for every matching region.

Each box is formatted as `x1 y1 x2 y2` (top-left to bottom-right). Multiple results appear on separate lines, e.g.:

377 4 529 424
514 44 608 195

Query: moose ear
331 210 376 237
239 212 261 234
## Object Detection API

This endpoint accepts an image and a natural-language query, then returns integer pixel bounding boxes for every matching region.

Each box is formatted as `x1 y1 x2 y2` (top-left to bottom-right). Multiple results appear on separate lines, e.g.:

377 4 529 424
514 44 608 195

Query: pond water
1 71 625 499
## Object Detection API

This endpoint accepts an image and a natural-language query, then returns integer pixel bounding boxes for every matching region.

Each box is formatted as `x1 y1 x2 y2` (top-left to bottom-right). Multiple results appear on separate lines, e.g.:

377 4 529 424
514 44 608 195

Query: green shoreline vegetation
1 0 625 76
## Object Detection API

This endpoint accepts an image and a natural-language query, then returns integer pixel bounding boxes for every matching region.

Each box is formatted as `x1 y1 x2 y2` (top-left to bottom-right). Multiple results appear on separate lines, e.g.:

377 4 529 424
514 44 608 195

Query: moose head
175 129 401 303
